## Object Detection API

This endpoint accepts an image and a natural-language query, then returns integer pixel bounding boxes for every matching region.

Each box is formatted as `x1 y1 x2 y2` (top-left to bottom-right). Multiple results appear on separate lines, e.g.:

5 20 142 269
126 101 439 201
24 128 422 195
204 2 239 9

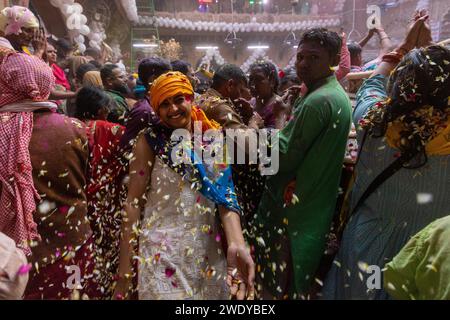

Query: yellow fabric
191 106 221 131
83 71 103 88
200 68 214 79
69 56 89 78
386 119 450 156
150 71 194 112
21 46 31 55
0 6 39 35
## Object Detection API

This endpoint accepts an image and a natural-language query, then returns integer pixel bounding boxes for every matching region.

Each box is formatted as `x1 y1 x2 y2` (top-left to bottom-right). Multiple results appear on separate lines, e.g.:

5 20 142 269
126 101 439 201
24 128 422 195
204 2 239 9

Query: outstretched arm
336 32 351 81
114 134 155 299
372 13 431 78
220 207 255 300
49 89 76 100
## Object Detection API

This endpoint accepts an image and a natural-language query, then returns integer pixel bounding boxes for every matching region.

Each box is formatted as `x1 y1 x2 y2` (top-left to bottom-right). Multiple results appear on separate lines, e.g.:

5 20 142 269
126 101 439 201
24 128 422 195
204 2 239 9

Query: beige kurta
138 157 229 300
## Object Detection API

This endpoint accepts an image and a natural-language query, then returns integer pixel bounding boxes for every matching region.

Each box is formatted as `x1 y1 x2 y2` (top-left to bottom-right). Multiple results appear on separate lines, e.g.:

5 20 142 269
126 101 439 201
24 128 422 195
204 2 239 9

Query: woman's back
323 69 450 299
352 131 449 253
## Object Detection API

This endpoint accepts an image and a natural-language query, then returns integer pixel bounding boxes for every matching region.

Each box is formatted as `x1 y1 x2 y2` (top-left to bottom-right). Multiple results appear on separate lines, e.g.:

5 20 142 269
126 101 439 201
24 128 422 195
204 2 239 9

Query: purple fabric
119 98 160 153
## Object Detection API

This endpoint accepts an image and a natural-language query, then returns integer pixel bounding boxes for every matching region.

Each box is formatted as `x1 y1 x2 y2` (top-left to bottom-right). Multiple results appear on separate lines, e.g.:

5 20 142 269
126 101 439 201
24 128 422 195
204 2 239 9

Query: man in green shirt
100 64 130 125
253 28 352 299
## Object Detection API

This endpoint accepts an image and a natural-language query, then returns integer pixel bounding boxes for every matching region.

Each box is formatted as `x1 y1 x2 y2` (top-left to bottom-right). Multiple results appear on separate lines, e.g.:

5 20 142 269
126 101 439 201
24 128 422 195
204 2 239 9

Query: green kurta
384 216 450 300
105 90 129 125
254 75 352 298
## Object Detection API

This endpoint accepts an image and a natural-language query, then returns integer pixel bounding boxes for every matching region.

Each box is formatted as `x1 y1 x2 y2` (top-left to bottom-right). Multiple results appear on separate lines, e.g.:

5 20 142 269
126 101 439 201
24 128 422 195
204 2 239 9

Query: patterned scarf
0 52 55 255
147 72 240 213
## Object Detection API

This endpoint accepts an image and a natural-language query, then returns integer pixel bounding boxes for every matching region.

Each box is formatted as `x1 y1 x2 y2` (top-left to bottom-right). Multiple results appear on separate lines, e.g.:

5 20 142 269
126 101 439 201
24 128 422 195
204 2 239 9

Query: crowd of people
1 5 449 300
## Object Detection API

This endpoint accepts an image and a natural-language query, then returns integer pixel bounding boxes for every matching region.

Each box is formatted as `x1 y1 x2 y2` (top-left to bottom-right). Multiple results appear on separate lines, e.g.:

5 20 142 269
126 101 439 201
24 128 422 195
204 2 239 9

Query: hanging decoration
199 48 226 70
283 31 297 46
49 0 90 53
120 0 138 23
160 38 183 61
241 49 278 73
87 20 106 52
224 31 242 48
138 16 341 33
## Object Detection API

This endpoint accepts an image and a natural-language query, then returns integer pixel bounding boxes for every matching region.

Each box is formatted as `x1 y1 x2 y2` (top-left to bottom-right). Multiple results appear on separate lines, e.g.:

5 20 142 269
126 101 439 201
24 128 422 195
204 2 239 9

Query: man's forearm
359 32 374 48
49 90 76 100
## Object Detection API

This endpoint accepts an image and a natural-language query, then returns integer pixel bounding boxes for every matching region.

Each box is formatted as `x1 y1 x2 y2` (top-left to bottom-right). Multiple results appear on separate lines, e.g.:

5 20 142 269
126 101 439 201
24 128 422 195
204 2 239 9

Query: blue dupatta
144 124 241 214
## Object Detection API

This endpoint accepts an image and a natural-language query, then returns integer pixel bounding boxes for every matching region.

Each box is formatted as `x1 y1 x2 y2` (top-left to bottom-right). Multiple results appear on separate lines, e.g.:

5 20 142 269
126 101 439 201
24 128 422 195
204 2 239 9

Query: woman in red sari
75 86 128 298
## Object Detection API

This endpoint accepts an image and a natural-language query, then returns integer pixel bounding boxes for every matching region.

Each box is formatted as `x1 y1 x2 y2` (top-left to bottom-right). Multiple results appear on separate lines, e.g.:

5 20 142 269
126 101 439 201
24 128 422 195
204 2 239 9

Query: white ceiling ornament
138 16 341 33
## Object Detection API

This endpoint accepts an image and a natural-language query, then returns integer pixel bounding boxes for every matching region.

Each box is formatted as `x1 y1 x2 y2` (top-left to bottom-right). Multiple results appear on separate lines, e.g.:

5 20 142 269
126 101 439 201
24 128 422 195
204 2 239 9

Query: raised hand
415 11 433 48
282 85 302 107
400 12 430 52
32 28 47 60
248 112 264 129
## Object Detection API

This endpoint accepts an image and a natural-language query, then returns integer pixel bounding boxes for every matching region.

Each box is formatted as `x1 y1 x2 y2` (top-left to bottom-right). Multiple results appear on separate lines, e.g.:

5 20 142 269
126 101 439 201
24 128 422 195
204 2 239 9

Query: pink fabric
0 112 38 256
0 6 39 36
0 37 14 50
51 63 71 91
0 53 54 106
0 52 55 256
335 34 351 81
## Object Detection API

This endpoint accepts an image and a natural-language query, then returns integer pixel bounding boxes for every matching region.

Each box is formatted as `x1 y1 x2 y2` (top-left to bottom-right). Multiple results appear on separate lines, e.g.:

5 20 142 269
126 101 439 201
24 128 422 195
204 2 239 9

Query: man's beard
114 83 131 95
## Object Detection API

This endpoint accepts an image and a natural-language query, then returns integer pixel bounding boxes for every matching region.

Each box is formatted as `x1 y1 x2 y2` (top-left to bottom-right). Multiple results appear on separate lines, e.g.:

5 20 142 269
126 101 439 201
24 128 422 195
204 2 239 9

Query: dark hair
100 64 120 84
280 68 301 88
212 64 247 89
195 70 212 94
76 63 97 82
364 45 450 167
85 47 101 60
55 38 73 58
298 28 342 58
171 60 191 75
249 60 280 92
348 43 362 61
75 86 111 120
138 57 172 87
89 60 102 69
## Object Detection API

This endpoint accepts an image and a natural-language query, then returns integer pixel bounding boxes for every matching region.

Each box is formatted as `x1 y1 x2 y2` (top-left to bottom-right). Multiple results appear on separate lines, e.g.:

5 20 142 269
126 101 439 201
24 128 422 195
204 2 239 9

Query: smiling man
253 28 352 299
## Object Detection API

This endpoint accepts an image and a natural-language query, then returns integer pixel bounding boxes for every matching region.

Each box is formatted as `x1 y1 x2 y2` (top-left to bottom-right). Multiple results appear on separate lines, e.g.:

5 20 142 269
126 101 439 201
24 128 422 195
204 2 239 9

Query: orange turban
149 71 220 131
150 71 194 112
